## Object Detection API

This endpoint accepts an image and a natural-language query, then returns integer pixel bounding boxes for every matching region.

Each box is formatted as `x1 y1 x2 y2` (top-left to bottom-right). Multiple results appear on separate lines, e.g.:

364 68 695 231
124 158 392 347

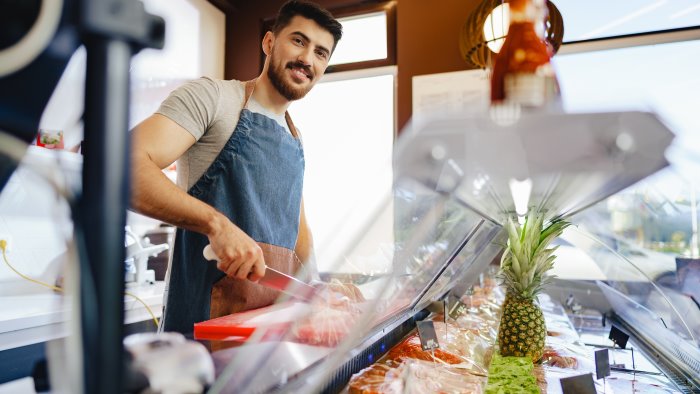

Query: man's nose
297 48 313 65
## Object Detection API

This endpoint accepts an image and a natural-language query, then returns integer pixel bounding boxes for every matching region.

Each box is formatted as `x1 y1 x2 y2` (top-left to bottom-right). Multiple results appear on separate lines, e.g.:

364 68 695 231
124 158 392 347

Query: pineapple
497 210 570 362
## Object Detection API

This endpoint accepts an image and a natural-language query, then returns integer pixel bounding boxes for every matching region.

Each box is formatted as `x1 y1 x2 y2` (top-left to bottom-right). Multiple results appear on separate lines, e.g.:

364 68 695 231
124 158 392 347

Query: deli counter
188 109 700 393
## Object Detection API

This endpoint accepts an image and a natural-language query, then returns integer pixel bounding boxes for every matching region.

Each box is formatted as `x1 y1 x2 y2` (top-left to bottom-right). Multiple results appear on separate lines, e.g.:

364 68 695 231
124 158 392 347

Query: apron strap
243 79 302 141
243 79 257 107
284 112 301 140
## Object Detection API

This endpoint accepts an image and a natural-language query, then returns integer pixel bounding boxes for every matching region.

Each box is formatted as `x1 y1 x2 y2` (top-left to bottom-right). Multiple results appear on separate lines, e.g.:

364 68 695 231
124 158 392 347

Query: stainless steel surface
258 267 316 302
395 111 674 224
202 244 317 302
211 342 333 393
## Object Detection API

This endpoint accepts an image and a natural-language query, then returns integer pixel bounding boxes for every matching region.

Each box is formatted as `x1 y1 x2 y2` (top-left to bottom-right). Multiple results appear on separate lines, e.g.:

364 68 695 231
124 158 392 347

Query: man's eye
293 38 304 46
316 50 328 60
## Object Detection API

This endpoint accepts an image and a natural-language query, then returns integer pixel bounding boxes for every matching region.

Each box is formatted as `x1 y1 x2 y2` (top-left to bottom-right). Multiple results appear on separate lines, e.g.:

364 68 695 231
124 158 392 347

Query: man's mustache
285 61 313 79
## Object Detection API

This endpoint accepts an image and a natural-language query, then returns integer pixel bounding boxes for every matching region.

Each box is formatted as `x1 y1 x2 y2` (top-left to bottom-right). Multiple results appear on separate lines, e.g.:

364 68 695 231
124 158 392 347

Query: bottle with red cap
490 0 561 110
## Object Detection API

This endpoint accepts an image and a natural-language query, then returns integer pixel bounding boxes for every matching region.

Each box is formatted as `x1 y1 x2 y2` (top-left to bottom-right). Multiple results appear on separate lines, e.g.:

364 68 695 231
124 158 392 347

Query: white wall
0 148 79 290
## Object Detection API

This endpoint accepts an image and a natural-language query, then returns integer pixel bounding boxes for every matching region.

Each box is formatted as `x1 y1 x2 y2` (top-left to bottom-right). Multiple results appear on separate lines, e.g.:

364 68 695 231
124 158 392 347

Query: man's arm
131 114 265 280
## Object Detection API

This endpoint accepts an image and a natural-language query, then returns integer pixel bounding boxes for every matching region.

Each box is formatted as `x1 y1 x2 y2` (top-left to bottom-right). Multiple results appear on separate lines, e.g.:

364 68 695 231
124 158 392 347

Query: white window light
330 11 388 65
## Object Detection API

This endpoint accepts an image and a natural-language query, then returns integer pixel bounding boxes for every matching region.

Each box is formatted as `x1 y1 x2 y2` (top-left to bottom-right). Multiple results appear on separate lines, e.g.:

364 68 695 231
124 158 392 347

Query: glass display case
195 107 693 393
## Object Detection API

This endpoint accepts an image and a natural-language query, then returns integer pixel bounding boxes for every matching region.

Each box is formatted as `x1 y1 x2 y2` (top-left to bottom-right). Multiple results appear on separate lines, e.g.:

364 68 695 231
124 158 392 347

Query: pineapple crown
499 210 571 300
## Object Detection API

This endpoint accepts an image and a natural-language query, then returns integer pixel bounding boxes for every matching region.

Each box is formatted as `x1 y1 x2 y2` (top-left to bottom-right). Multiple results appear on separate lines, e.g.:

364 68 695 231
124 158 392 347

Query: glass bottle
490 0 560 109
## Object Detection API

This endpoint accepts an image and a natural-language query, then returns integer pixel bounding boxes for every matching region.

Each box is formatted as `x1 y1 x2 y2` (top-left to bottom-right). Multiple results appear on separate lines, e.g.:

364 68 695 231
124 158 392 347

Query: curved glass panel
205 177 485 393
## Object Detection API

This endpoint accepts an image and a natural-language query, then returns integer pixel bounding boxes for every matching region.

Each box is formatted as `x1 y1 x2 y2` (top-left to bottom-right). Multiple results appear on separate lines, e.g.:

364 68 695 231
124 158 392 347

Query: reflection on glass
560 225 700 349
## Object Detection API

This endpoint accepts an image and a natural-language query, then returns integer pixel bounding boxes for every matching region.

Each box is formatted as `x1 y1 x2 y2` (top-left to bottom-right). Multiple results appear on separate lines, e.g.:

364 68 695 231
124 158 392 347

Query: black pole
80 36 133 394
76 0 163 391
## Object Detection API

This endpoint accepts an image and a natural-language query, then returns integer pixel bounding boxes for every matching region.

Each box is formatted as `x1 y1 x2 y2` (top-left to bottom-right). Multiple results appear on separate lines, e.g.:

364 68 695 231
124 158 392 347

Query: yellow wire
0 241 63 292
125 291 160 328
0 240 159 328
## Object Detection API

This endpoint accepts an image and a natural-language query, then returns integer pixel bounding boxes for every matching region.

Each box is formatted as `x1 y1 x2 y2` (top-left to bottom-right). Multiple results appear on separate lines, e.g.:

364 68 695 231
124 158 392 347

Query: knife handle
203 245 218 261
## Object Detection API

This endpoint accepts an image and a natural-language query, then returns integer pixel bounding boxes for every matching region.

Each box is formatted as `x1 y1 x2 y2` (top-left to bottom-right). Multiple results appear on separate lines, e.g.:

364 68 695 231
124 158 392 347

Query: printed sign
594 349 610 380
448 299 468 319
560 373 596 394
416 320 440 351
608 325 629 349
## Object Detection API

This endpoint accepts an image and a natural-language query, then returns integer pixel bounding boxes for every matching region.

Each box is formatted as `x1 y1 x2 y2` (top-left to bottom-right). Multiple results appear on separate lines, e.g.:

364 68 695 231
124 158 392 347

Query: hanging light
459 0 564 69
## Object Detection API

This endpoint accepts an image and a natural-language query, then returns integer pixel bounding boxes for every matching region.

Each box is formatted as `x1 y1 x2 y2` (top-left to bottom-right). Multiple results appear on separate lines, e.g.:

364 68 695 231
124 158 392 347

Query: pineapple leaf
500 210 571 298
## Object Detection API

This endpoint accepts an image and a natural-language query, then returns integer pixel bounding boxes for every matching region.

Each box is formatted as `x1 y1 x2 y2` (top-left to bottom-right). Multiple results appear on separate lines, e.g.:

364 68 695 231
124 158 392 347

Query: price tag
560 373 596 394
608 325 629 349
448 299 468 319
416 320 440 351
594 349 610 380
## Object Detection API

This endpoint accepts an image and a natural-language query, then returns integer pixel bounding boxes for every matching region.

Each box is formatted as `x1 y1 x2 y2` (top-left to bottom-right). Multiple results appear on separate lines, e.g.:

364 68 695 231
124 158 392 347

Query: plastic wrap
290 281 365 346
348 358 486 394
401 359 486 394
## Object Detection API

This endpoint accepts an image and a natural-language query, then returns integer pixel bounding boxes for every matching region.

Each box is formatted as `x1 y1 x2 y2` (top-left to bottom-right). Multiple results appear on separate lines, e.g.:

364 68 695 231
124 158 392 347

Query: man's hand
207 215 266 281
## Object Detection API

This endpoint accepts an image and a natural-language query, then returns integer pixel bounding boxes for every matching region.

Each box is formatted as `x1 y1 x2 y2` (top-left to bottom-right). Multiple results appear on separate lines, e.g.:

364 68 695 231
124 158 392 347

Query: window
554 0 700 42
261 1 396 74
290 68 396 272
329 12 388 66
262 3 398 272
554 35 700 276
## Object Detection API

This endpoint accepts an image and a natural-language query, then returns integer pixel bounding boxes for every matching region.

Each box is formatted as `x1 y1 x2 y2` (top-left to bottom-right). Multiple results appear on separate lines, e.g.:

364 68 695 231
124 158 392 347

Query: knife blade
203 244 317 302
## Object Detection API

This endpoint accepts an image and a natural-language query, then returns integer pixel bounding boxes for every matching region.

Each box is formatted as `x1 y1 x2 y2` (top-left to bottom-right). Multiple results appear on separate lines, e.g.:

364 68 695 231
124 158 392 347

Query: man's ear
262 31 274 56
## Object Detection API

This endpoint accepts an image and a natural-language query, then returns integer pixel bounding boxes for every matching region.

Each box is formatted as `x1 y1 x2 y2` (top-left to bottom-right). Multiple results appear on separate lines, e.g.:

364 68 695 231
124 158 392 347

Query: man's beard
268 57 313 101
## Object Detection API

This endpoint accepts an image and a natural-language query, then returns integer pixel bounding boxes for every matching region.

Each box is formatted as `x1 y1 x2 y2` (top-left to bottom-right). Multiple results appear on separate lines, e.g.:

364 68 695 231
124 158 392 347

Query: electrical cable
124 291 160 328
1 240 63 292
0 240 159 328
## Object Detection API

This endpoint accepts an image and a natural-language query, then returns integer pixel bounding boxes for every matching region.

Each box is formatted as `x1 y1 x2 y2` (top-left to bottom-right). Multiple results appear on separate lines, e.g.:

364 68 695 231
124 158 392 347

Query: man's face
266 16 335 101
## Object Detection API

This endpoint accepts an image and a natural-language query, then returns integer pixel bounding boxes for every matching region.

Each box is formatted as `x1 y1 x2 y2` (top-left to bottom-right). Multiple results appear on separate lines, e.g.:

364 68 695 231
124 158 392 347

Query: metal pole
80 35 133 394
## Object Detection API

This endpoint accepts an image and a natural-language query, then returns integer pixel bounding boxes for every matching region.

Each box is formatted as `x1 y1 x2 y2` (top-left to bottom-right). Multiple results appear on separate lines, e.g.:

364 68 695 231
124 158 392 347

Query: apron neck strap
243 79 302 140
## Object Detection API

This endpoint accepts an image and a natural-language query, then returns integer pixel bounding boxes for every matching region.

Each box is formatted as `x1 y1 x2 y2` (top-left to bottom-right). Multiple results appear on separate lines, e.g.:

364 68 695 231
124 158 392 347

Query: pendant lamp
459 0 564 69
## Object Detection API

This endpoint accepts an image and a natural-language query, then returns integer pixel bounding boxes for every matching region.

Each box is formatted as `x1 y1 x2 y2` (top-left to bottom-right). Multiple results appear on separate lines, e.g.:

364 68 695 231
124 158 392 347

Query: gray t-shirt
156 77 291 190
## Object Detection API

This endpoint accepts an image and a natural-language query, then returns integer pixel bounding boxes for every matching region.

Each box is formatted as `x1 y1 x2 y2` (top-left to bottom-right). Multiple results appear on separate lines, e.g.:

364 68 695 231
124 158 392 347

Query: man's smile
286 62 313 81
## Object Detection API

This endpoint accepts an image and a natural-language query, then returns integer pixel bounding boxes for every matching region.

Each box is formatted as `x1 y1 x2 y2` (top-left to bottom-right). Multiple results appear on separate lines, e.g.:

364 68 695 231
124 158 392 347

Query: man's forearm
131 157 223 236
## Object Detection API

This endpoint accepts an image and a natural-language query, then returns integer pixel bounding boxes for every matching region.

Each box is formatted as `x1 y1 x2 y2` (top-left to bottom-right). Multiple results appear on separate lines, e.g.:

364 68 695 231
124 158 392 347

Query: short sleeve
156 77 220 141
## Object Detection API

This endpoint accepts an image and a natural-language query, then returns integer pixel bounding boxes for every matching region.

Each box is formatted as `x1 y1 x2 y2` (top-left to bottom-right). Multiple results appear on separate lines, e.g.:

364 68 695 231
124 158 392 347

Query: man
131 0 343 334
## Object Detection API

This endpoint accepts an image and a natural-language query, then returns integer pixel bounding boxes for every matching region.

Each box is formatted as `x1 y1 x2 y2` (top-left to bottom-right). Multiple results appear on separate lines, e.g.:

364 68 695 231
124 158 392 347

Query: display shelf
205 110 680 393
394 111 674 224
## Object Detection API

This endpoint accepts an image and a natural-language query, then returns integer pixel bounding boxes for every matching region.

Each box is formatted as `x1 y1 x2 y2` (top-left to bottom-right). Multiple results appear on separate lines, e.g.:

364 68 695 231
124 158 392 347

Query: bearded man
131 0 347 334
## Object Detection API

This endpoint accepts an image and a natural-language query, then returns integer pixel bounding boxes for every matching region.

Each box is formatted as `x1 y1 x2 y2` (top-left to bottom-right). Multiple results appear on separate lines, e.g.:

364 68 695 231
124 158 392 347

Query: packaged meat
292 304 361 346
430 321 492 374
291 282 367 346
385 334 464 364
348 358 486 394
401 359 486 394
348 362 402 394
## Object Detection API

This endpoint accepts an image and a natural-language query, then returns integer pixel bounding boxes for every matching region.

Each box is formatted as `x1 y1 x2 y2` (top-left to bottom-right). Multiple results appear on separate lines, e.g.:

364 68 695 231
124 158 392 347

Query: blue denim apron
162 80 305 334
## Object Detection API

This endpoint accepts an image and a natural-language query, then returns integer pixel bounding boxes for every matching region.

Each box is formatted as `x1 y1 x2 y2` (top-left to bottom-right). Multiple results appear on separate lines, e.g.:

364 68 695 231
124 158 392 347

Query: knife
202 244 317 302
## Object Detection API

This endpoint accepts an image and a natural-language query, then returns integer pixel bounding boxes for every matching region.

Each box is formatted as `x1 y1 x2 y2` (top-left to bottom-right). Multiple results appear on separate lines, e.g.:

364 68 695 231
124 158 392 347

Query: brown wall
221 0 480 132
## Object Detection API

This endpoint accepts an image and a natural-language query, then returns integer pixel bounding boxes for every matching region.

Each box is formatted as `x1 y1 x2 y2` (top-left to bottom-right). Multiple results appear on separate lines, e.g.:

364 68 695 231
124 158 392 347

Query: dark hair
272 0 343 51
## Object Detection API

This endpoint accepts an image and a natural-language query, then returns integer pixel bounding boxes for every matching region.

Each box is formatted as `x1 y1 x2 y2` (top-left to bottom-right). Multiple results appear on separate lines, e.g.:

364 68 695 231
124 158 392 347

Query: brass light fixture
459 0 564 69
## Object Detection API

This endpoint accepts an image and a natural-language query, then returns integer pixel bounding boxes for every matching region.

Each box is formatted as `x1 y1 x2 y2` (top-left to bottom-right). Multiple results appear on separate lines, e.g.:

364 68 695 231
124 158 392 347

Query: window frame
559 25 700 55
260 0 397 74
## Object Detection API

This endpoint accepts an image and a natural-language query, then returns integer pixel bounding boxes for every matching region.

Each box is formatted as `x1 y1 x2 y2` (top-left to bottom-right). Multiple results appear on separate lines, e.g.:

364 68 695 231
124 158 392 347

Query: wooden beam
207 0 237 14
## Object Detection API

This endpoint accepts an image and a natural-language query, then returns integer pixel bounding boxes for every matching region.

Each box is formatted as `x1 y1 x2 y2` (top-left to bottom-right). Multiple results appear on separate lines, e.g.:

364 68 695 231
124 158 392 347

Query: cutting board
194 301 311 341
